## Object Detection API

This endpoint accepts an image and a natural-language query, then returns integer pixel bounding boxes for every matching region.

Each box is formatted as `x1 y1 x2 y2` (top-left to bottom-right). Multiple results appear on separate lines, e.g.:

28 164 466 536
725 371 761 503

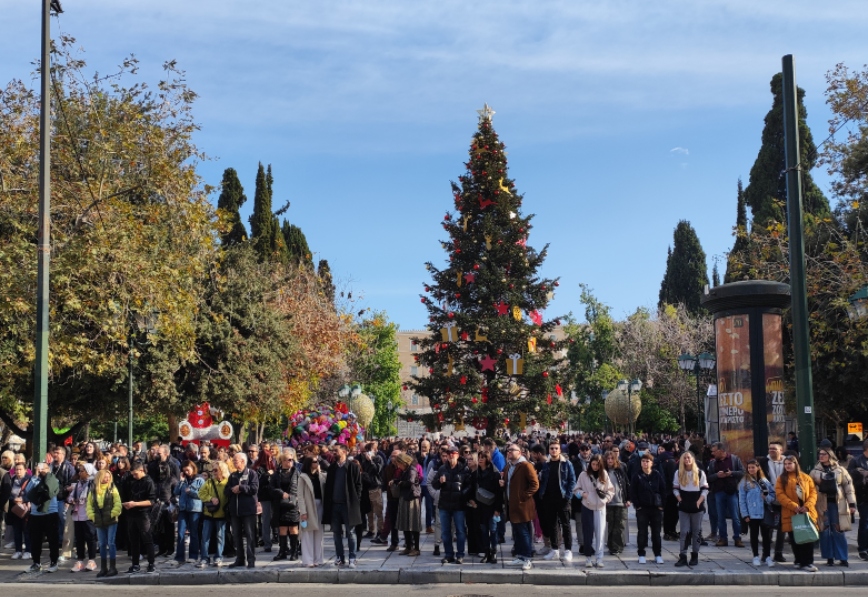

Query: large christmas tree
409 105 568 435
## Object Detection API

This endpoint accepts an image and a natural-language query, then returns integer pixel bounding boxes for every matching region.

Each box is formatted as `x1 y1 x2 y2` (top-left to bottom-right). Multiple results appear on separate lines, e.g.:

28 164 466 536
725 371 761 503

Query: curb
83 567 868 586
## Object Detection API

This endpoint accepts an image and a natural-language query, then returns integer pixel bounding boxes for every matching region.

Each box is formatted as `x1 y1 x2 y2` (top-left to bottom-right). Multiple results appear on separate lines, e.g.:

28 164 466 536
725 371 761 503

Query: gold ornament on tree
350 394 376 428
604 387 642 426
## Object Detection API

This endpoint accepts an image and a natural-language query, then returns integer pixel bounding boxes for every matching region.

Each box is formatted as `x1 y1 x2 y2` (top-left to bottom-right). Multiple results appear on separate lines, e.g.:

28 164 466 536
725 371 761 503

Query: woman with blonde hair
270 448 301 561
199 461 229 567
672 451 708 567
87 468 122 577
810 444 857 567
776 454 819 572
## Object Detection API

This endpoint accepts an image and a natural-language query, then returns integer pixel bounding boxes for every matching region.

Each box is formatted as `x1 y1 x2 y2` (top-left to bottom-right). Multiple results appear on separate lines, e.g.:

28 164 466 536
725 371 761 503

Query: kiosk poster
763 313 788 443
715 314 753 462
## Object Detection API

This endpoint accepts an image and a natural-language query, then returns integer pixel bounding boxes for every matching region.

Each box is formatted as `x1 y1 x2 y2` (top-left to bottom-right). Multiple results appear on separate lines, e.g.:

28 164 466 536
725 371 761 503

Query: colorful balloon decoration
286 402 364 449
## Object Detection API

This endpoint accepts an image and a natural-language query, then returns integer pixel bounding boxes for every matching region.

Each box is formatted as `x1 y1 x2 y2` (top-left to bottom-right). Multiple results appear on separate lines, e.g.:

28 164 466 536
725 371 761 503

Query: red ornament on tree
542 371 549 378
448 312 455 319
473 264 480 271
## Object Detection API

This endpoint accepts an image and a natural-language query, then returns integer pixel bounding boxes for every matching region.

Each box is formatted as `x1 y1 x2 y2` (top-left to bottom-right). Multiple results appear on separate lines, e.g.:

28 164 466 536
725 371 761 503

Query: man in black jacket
630 453 665 564
432 446 471 564
122 462 157 573
847 439 868 561
656 441 679 541
226 452 259 568
360 442 384 539
323 444 363 568
50 445 75 555
758 441 788 562
147 444 180 556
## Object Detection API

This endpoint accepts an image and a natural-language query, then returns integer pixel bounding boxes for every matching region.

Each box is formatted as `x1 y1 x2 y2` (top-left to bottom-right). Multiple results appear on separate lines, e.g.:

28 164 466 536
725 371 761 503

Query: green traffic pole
782 54 816 469
33 0 54 462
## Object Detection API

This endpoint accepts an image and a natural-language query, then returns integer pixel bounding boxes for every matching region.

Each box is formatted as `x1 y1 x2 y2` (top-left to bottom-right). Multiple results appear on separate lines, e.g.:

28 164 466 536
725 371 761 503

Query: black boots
289 534 299 561
675 554 688 567
489 550 498 564
97 557 108 578
107 558 118 577
273 535 288 561
689 552 699 566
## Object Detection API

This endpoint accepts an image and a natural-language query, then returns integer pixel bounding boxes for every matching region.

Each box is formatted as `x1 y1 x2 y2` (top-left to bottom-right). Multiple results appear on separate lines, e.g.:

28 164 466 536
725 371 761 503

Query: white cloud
670 147 690 156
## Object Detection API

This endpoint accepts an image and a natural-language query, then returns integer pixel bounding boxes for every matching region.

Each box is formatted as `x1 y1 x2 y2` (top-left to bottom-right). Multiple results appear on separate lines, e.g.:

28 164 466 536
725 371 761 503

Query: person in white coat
574 454 614 568
298 456 327 567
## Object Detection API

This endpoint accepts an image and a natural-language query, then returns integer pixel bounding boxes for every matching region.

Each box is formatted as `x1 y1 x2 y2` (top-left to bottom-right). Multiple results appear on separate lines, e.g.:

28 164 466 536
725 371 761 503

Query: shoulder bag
791 484 819 545
205 480 221 513
475 486 495 505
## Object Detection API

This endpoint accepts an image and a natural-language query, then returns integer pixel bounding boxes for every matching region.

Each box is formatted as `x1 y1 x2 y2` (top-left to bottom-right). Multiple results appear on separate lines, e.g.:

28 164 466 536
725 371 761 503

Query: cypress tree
282 220 313 267
249 162 289 264
744 73 829 228
712 261 720 287
317 259 335 304
658 220 709 314
725 179 751 283
216 167 247 246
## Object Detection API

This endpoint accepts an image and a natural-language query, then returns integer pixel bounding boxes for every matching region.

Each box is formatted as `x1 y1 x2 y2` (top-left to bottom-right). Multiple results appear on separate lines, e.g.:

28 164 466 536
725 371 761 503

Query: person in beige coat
298 456 328 567
574 454 614 568
810 446 857 566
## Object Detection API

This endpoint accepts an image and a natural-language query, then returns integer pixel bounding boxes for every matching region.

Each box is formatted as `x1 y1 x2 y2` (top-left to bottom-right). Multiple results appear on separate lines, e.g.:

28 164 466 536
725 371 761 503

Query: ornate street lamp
678 352 716 433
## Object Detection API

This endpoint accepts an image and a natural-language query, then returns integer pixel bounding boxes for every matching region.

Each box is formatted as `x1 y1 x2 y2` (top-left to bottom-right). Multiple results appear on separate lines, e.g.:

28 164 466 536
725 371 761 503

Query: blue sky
2 1 866 330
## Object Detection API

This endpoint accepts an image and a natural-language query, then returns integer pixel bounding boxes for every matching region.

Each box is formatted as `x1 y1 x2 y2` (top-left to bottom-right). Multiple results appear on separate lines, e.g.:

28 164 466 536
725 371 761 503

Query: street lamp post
127 310 158 447
678 352 716 434
616 378 642 434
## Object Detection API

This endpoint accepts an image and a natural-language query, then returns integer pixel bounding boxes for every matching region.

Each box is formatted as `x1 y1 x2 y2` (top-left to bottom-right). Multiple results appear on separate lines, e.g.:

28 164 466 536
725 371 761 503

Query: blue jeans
96 524 117 559
421 486 434 529
479 516 498 553
201 517 226 561
512 520 533 560
857 502 868 552
331 502 356 562
714 491 741 541
175 511 201 562
439 509 466 559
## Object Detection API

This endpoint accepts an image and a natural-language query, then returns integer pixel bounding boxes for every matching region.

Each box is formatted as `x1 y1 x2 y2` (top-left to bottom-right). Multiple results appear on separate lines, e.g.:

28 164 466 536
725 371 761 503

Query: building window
411 394 419 406
410 366 418 376
410 343 418 352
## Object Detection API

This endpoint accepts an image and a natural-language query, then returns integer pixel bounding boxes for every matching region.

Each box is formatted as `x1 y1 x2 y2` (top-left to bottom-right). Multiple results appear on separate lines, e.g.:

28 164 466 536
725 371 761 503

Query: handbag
818 470 837 495
205 480 221 513
389 482 401 499
792 512 819 544
762 504 779 528
11 502 29 519
475 487 495 506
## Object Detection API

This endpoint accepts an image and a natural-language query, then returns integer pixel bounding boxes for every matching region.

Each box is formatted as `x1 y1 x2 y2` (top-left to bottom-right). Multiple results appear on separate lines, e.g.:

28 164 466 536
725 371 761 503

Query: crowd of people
1 430 867 576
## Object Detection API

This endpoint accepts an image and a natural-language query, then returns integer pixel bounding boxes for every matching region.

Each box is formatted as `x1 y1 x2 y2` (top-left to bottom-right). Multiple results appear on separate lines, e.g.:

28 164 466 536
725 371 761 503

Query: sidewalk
2 511 866 586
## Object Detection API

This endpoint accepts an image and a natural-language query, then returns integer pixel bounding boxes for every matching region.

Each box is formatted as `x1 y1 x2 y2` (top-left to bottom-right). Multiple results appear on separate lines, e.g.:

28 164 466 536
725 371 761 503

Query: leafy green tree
658 220 709 313
0 38 216 443
216 167 248 246
410 109 567 434
744 73 830 228
346 313 402 437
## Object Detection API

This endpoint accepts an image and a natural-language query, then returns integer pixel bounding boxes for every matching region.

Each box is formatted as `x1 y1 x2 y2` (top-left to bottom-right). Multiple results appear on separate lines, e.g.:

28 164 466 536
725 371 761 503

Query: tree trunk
167 413 178 443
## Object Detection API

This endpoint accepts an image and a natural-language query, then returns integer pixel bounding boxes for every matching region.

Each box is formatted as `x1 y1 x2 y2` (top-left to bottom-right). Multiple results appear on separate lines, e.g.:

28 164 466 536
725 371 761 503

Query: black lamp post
678 352 716 433
127 310 158 447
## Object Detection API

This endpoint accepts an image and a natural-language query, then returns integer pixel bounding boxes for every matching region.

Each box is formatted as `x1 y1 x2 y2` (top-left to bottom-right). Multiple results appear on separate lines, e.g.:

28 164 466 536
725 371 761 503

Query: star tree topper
477 103 495 123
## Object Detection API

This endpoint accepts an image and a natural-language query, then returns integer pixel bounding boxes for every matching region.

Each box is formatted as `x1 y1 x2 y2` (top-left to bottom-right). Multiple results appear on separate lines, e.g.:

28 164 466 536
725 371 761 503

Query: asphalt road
4 586 868 597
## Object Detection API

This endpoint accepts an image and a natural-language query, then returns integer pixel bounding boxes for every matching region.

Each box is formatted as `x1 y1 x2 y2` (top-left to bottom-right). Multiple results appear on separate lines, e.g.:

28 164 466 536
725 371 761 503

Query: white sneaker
521 559 532 571
57 555 67 563
348 559 357 569
585 557 593 568
12 552 22 560
86 560 97 572
638 556 647 564
595 557 605 568
766 556 775 568
507 558 525 566
4 542 15 549
655 556 664 564
543 549 558 561
71 560 84 572
22 552 31 560
752 556 761 566
562 550 573 563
